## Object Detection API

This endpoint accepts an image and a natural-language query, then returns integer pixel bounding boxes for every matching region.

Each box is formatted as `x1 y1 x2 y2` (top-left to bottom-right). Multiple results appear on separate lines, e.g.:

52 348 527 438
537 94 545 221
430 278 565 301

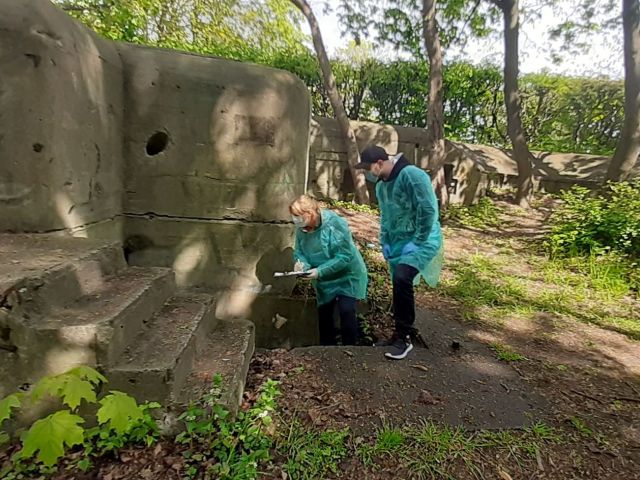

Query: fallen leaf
418 389 441 405
411 364 430 372
344 350 354 357
498 468 513 480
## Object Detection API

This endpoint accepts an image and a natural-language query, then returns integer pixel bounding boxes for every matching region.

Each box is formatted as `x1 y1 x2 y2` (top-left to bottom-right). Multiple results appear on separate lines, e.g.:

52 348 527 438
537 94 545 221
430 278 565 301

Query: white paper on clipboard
273 271 311 278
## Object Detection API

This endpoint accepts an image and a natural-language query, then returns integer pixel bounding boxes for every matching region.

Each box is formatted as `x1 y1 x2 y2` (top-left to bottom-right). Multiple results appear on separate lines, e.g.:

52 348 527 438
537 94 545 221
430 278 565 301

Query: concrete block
109 293 217 404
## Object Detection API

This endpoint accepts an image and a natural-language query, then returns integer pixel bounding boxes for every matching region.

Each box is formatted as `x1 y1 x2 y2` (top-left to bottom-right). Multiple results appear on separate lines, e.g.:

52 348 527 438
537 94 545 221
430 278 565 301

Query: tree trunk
422 0 448 208
289 0 370 204
496 0 535 208
606 0 640 182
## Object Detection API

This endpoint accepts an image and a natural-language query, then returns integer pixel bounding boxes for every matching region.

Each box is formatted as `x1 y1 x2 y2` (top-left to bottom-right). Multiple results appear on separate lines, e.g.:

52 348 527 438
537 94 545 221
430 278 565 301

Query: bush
547 182 640 258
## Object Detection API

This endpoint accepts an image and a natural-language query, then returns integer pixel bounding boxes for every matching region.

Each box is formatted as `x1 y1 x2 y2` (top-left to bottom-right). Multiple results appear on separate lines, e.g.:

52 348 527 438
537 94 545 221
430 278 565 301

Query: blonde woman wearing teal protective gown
356 145 444 360
290 195 368 346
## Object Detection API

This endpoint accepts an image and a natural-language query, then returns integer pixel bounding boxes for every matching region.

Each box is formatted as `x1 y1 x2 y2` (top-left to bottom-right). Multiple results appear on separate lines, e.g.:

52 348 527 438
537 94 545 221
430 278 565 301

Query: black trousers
317 295 358 345
392 264 419 337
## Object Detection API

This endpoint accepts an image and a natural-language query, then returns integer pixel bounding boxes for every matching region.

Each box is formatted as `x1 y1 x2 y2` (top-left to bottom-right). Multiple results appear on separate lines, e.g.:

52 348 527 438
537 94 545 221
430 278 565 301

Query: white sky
302 0 624 80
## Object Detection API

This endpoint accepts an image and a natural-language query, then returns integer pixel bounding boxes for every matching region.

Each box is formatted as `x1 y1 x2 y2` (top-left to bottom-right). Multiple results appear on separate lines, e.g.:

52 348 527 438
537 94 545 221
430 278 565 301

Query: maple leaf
97 391 144 434
59 375 97 410
31 367 104 410
31 376 59 401
67 366 107 385
20 410 84 467
0 393 21 424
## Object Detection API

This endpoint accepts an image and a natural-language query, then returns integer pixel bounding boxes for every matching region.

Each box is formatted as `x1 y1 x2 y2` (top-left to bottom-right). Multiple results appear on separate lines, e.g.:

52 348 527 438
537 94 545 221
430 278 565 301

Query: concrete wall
119 44 310 297
309 118 488 204
309 117 640 204
0 0 124 233
0 0 311 300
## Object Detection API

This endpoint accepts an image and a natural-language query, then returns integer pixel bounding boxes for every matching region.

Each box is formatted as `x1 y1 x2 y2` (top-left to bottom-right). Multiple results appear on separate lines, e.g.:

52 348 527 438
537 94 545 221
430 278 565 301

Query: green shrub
547 182 640 258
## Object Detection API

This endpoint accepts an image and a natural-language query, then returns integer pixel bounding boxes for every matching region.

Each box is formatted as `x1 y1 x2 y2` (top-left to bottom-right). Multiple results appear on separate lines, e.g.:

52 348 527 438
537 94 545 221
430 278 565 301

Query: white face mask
292 215 307 228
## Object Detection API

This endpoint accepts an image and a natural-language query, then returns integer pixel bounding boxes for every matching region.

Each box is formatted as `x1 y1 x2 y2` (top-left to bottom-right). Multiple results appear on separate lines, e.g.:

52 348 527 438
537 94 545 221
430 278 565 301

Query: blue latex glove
382 244 391 260
401 241 419 256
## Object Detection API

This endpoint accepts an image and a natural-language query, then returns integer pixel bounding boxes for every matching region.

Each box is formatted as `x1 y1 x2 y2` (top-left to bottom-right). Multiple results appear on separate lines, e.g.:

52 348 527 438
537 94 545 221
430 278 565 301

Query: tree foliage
276 53 623 155
54 0 308 61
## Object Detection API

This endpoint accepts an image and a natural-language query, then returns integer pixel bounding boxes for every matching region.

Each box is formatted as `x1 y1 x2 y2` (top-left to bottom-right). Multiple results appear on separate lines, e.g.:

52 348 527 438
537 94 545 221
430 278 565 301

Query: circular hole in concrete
33 143 44 153
145 131 169 156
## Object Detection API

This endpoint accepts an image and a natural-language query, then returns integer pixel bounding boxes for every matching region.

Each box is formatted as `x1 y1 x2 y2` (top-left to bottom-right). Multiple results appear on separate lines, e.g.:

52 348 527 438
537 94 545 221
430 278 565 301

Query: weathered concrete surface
109 293 217 404
123 216 297 293
176 319 255 414
8 266 175 385
291 310 544 432
0 234 255 417
0 0 310 292
0 234 126 311
248 295 319 349
310 117 640 203
0 0 124 232
121 44 309 223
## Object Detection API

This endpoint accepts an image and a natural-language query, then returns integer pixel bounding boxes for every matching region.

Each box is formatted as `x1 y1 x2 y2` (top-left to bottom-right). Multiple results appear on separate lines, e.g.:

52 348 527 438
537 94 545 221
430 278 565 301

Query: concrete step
174 319 255 414
108 293 217 404
0 234 127 313
10 266 175 380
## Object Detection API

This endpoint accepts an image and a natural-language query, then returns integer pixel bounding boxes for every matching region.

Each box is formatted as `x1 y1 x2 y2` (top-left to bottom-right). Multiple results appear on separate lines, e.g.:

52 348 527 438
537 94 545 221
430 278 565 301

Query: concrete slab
9 267 175 380
291 310 544 431
110 293 216 404
0 234 125 306
177 319 255 413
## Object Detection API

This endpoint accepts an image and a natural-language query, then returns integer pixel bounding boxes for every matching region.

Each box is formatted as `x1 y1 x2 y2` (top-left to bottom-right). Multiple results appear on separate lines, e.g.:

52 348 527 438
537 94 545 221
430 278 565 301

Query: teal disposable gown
293 209 368 306
376 157 444 286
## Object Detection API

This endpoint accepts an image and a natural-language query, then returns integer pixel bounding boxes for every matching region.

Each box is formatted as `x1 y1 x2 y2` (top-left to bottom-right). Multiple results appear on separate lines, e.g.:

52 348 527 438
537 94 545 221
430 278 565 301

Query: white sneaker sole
384 343 413 360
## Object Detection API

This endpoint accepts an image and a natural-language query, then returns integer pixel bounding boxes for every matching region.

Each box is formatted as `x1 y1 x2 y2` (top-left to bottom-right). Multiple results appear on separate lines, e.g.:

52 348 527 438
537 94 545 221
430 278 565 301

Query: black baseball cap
355 145 389 169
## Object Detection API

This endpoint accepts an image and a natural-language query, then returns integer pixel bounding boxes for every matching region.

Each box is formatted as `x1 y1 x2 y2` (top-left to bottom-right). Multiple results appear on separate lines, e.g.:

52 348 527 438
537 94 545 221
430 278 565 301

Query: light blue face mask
364 171 378 183
292 215 307 228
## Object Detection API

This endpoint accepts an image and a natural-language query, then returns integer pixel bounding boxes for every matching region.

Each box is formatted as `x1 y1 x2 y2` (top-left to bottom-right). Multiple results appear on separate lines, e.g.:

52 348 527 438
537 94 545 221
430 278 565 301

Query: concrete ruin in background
0 0 312 407
309 117 640 205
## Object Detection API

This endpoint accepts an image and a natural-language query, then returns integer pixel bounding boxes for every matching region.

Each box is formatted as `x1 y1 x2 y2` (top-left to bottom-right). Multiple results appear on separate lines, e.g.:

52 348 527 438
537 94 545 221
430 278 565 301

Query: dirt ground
244 202 640 479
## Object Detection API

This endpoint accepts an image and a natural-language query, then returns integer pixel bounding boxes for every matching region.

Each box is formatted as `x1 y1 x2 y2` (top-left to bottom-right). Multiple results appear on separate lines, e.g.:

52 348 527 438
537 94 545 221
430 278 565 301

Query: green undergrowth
439 251 640 340
357 420 562 479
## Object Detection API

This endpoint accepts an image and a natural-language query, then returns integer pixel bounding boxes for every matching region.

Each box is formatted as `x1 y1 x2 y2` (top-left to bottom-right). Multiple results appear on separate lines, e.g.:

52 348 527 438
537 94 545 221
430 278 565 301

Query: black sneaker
384 335 413 360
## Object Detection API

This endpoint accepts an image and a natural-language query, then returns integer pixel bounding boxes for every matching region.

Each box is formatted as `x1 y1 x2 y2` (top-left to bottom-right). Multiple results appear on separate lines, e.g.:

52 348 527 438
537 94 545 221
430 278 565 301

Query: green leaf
0 393 22 424
0 431 9 446
20 410 84 467
67 366 107 385
31 371 97 410
97 391 143 434
31 376 61 402
59 375 97 410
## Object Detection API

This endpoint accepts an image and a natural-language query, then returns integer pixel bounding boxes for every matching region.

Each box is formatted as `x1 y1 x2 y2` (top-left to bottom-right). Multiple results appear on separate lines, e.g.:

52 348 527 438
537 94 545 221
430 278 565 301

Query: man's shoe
384 335 413 360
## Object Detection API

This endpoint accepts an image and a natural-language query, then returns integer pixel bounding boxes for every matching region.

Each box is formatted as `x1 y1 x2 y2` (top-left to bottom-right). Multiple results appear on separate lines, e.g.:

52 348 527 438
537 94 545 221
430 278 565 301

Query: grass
324 199 380 215
490 343 526 362
443 198 503 230
438 251 640 340
356 420 562 479
275 418 349 480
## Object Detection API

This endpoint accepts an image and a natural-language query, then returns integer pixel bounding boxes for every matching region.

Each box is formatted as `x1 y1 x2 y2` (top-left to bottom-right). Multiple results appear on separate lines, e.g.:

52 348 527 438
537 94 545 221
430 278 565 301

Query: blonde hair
289 194 320 217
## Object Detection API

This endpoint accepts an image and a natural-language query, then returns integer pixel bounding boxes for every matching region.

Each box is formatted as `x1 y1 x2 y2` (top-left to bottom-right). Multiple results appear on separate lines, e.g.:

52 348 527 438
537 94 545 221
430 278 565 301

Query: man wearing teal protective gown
355 145 444 360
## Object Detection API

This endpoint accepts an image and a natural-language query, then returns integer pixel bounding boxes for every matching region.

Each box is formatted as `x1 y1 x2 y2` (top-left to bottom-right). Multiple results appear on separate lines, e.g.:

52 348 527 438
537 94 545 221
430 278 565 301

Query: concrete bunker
0 0 312 409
